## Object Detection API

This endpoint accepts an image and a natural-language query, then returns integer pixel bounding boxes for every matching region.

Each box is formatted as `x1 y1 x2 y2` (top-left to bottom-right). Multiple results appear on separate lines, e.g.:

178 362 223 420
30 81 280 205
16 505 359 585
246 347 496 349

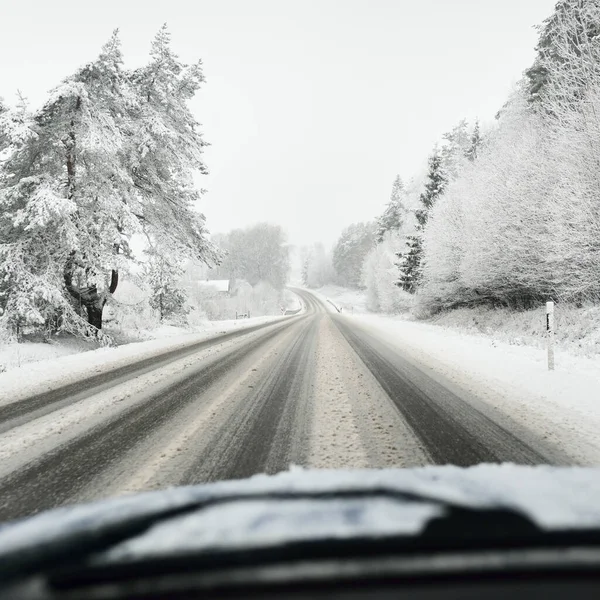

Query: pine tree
418 151 448 216
128 25 215 265
397 151 448 293
0 28 218 336
440 119 471 180
396 235 423 293
465 119 482 161
376 175 405 242
0 33 130 336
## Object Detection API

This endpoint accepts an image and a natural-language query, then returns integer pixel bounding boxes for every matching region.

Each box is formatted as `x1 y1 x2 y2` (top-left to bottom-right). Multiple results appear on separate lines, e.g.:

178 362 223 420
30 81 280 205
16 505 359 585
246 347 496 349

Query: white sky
0 0 556 247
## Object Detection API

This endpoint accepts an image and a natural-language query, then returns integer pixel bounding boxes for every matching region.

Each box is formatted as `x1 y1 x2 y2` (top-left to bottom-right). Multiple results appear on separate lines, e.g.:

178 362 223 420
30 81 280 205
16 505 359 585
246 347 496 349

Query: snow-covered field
347 312 600 465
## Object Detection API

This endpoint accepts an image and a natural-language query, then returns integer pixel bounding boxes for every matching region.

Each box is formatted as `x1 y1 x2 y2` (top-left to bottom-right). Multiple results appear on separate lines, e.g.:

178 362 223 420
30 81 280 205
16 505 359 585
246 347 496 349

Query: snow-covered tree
0 29 217 336
465 119 482 162
0 98 8 151
397 150 447 293
145 250 189 323
362 230 413 312
376 175 406 242
332 222 376 288
300 246 310 287
440 119 471 180
213 223 290 289
302 243 335 288
526 0 600 109
128 25 215 266
420 80 600 311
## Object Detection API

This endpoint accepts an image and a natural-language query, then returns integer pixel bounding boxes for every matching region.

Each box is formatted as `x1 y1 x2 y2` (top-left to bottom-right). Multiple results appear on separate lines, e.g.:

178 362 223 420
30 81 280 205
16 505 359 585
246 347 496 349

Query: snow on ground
0 315 285 406
347 312 600 465
311 285 370 314
307 317 427 470
0 336 99 373
312 284 600 360
426 303 600 359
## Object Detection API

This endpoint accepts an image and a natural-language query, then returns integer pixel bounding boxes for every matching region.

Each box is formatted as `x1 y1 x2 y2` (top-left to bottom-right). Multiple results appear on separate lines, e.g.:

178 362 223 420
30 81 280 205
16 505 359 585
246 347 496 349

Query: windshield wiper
1 487 593 587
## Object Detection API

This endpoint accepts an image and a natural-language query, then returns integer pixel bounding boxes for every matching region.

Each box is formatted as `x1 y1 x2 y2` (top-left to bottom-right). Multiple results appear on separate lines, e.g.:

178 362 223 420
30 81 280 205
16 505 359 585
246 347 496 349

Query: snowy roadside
347 313 600 465
0 316 285 406
311 285 370 314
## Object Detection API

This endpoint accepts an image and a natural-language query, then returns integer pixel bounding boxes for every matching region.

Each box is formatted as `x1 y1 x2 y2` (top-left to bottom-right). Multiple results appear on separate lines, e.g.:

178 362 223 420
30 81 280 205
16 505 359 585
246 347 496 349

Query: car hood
2 464 600 564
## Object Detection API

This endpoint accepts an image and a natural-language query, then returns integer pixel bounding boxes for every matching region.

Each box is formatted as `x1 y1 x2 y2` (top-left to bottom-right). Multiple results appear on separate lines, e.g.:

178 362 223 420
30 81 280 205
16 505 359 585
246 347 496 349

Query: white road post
546 301 555 371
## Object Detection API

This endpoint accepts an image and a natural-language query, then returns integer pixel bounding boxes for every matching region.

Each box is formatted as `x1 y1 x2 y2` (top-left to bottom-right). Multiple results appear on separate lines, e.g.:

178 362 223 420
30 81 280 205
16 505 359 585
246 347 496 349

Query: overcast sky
1 0 557 247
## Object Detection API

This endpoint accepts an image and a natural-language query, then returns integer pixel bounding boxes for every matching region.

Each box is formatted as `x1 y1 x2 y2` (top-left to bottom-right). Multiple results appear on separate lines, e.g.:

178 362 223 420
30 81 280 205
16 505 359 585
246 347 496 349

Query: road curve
0 288 566 522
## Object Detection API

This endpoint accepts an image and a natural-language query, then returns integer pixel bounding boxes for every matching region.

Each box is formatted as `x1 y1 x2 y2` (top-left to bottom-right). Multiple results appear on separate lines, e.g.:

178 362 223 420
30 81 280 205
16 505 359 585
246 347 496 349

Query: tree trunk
86 302 104 330
64 255 119 331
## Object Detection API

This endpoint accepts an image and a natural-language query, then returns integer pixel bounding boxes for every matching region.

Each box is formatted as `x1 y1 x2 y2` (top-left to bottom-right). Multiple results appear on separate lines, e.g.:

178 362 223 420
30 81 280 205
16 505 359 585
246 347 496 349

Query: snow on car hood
2 464 600 561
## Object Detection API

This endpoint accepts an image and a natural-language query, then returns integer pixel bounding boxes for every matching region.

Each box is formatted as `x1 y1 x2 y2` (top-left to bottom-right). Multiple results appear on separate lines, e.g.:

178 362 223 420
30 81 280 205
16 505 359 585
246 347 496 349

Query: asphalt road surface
0 290 566 521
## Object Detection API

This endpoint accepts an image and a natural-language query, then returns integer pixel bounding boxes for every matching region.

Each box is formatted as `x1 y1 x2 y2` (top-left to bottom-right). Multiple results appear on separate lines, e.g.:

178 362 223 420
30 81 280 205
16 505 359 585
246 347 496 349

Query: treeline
210 223 290 290
419 0 600 311
0 28 217 338
326 0 600 315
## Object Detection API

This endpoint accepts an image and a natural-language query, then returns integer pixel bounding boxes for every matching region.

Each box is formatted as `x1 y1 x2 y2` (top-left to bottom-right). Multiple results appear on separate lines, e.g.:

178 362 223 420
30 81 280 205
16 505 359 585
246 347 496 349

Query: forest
312 0 600 318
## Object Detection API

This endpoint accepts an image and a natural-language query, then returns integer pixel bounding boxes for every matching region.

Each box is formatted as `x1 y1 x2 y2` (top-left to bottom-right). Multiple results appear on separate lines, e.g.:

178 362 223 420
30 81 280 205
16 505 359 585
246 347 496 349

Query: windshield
0 0 597 531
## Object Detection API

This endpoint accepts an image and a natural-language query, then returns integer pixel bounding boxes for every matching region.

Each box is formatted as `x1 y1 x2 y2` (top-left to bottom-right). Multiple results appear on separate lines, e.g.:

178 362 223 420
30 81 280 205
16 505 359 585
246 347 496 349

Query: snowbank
426 303 600 358
0 315 284 405
312 285 370 314
0 336 99 373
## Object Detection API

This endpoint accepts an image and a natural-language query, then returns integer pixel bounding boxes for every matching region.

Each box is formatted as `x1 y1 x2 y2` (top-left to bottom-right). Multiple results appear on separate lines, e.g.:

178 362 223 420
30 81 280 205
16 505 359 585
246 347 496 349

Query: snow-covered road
0 290 575 522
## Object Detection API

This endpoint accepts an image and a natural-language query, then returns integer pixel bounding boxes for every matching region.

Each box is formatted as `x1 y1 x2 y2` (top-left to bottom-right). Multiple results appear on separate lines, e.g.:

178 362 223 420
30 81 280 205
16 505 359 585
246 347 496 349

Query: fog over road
0 290 563 521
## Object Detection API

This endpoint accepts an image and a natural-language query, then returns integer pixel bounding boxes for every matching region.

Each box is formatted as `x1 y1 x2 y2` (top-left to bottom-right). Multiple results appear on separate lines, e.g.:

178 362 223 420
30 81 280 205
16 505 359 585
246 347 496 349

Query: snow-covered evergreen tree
397 151 447 293
376 175 406 242
0 98 8 151
362 230 413 312
0 29 217 336
128 25 215 266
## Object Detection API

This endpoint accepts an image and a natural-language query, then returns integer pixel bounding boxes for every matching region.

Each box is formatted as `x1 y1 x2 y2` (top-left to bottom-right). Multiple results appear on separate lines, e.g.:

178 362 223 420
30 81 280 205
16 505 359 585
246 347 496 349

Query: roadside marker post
546 301 555 371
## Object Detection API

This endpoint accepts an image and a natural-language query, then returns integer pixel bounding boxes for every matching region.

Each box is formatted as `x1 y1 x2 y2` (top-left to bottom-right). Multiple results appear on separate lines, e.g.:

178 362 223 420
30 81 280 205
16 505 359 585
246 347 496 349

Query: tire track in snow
0 319 288 434
0 319 301 521
180 314 320 483
333 315 549 466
